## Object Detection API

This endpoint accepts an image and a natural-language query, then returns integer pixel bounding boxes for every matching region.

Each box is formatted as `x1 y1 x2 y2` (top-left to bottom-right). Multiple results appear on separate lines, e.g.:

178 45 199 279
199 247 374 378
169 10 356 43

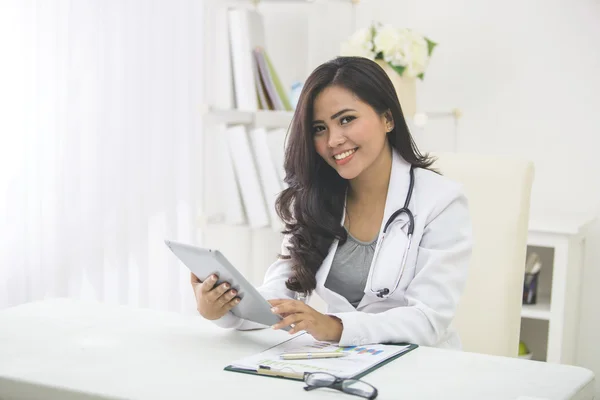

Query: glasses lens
305 373 336 387
342 379 376 398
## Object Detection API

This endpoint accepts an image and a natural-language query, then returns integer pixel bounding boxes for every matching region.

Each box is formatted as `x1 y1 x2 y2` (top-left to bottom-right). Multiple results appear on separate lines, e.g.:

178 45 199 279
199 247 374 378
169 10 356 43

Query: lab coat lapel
358 150 417 309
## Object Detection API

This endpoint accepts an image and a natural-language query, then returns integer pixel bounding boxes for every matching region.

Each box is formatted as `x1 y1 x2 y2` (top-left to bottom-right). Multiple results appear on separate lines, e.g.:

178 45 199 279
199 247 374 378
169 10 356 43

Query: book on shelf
205 4 234 109
262 49 293 111
265 127 288 188
224 125 270 229
249 127 284 230
252 50 272 111
228 8 266 111
253 47 292 111
225 7 291 113
216 124 247 225
203 122 246 225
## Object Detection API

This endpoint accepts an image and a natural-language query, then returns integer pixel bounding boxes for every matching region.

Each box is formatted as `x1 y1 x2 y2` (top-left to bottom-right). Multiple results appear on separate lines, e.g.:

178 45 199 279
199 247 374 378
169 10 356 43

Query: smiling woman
277 56 436 294
195 56 472 348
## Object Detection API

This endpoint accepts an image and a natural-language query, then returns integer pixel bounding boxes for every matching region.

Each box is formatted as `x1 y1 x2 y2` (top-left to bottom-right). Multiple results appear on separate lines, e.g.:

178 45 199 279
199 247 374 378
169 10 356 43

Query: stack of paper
227 333 412 379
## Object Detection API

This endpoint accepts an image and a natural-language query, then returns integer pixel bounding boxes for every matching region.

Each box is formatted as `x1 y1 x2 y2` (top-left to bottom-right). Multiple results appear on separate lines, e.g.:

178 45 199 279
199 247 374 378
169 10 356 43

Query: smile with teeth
333 148 357 160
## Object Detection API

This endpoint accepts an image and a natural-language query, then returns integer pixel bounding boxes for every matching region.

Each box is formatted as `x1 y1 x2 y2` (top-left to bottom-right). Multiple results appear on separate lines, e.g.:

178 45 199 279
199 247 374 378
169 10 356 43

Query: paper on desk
229 333 411 379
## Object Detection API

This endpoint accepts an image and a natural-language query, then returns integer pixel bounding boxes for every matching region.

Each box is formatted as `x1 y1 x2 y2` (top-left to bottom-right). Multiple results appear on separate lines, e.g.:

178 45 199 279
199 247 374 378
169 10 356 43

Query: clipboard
224 338 419 382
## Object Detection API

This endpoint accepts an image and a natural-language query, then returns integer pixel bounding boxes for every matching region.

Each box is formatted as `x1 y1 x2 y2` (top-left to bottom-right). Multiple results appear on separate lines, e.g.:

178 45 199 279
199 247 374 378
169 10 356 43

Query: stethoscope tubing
369 166 416 298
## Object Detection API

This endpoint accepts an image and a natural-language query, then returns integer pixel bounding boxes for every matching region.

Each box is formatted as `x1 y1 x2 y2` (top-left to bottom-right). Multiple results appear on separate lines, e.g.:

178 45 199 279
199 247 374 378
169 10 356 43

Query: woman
192 56 472 348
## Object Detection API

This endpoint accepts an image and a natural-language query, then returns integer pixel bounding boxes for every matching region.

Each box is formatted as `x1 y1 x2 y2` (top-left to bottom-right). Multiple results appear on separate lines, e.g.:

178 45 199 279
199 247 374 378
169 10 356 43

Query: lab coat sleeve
211 234 297 330
332 188 472 347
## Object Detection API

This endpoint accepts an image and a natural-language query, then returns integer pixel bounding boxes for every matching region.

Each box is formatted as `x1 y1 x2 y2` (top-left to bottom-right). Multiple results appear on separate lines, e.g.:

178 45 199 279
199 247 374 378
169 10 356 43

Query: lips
333 148 357 161
332 148 358 166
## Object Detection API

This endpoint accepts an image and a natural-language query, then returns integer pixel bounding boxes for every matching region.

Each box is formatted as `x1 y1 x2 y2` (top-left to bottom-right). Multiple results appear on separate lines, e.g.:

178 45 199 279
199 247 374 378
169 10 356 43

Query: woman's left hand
268 299 343 342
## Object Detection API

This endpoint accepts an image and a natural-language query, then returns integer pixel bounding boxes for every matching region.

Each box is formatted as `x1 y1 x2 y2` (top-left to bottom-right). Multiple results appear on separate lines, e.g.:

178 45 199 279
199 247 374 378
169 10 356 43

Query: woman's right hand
191 273 240 320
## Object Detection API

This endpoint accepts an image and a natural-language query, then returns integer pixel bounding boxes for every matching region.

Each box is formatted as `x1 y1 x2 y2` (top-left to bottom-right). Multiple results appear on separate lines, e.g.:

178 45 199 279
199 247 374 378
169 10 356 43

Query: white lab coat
214 150 472 349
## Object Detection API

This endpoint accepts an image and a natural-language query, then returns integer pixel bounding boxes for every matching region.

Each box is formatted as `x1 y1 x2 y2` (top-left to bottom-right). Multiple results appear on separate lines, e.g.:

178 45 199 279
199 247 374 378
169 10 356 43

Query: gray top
324 229 377 308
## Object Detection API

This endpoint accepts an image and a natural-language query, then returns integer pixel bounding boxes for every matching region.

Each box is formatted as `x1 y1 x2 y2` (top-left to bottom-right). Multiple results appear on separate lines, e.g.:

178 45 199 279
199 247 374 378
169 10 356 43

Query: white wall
258 0 600 393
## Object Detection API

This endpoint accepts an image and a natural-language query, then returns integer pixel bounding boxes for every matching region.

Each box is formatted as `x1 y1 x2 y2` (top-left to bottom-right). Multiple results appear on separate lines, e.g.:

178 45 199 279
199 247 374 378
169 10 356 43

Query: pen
280 352 348 360
257 365 305 380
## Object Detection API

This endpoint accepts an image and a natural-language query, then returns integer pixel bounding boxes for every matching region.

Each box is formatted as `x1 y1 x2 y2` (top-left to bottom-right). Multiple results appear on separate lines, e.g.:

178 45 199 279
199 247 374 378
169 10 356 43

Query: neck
348 145 393 206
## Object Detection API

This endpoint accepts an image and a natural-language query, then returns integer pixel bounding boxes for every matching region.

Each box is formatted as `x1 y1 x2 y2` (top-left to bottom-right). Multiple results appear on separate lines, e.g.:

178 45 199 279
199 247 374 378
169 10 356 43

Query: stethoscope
369 165 415 298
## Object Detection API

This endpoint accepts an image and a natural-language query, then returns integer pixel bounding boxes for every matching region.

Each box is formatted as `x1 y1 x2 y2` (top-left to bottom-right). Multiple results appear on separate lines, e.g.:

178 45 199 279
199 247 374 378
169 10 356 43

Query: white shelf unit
199 0 357 232
521 216 595 364
521 294 551 320
204 107 294 129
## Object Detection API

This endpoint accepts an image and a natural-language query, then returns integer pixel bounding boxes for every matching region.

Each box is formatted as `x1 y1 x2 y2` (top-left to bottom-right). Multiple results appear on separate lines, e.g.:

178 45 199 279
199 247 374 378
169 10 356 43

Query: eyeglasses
303 372 378 399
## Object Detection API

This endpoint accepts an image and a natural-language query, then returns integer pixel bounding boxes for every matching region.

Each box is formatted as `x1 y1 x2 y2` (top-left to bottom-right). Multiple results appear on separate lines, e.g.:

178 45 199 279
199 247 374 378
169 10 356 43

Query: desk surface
0 299 595 400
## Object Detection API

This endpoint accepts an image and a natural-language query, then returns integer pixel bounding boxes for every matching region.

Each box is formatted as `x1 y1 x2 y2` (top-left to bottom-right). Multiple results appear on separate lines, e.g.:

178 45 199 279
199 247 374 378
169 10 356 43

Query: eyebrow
312 108 356 124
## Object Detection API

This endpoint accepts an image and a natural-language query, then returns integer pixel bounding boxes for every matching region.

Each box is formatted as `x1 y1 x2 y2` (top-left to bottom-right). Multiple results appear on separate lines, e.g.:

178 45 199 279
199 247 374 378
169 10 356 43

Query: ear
383 110 395 133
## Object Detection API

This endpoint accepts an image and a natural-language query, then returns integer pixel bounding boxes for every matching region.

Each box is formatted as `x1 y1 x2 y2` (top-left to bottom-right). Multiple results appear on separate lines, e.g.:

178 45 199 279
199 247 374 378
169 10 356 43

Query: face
312 85 393 180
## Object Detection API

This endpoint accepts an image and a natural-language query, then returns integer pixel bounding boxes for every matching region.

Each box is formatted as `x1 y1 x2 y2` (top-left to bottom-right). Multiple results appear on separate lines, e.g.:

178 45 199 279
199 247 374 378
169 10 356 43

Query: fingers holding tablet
191 273 241 320
170 241 279 327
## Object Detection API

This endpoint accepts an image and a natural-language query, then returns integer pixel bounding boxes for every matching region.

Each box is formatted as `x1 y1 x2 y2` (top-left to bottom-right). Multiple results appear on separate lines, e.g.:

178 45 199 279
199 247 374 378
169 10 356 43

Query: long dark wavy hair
275 56 434 295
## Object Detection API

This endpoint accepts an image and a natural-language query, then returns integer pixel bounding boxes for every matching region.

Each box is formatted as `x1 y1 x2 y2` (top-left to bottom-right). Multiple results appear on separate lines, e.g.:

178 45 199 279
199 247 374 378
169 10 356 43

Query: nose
327 127 346 148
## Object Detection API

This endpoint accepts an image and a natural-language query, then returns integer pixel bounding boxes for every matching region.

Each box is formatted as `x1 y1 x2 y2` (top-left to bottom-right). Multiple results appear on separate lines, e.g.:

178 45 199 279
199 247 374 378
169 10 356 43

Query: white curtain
0 0 204 314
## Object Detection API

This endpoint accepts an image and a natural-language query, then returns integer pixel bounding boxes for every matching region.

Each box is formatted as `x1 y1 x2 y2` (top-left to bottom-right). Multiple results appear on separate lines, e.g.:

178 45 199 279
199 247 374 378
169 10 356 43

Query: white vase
376 60 417 118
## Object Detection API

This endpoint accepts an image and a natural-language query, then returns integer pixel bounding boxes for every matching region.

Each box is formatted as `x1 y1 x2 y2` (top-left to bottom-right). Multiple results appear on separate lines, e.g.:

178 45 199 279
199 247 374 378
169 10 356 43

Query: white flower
374 27 430 78
399 29 430 77
373 25 400 58
340 27 375 60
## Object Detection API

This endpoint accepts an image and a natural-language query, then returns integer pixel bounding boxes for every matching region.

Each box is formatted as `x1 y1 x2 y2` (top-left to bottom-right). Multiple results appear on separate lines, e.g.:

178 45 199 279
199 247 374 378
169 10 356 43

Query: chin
335 166 362 180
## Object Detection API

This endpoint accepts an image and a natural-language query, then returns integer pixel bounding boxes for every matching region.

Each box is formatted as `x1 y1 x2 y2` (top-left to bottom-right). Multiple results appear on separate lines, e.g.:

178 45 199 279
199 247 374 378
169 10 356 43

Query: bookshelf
199 0 358 233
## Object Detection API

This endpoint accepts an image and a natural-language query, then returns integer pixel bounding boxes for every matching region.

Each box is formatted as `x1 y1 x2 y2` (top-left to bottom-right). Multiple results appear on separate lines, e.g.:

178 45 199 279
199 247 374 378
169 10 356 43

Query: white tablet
164 239 284 329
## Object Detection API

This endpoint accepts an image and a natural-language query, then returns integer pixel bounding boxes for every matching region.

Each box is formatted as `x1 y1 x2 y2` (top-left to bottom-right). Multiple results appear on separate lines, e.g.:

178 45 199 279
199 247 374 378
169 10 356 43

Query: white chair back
432 152 535 357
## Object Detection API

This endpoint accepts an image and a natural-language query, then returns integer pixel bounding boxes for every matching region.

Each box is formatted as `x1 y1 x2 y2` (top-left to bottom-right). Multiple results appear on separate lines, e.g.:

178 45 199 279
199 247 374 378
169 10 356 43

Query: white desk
0 299 595 400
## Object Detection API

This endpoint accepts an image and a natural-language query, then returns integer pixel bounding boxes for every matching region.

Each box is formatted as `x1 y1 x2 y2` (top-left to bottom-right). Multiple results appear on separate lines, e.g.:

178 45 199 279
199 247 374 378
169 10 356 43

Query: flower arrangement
340 23 437 80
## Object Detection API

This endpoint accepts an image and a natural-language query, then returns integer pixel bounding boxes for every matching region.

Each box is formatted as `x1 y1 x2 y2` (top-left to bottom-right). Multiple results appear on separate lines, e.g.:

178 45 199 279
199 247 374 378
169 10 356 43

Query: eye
340 116 355 125
312 125 326 135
